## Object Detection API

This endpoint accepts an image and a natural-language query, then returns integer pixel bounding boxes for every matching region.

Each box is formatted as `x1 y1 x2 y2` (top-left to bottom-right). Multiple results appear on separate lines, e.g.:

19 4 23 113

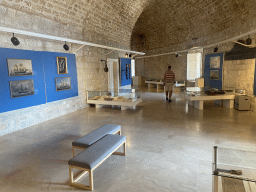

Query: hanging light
101 59 108 72
63 41 69 51
214 46 218 52
246 36 252 45
11 33 20 46
175 53 179 58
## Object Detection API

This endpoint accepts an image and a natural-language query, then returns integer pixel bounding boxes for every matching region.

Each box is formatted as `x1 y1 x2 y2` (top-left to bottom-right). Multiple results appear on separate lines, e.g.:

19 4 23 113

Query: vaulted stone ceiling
0 0 150 46
132 0 256 51
1 0 256 50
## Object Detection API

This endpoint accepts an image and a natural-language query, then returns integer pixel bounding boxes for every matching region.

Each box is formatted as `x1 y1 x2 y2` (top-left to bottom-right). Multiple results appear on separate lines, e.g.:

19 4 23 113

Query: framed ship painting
210 56 220 69
57 57 68 74
210 70 219 80
55 77 71 91
9 80 35 98
7 59 33 76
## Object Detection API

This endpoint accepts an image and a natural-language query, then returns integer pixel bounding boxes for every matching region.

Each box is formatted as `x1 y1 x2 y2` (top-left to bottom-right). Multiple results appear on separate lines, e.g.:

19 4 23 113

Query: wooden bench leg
114 129 121 135
72 146 75 157
113 141 126 156
72 146 88 157
69 166 93 191
89 170 93 191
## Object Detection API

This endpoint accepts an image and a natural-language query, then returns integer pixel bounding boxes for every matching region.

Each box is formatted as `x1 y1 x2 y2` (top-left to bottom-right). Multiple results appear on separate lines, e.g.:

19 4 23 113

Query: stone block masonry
0 1 134 135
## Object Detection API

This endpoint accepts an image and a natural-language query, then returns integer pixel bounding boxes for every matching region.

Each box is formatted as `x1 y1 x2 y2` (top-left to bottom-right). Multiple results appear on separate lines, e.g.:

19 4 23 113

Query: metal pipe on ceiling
0 26 145 55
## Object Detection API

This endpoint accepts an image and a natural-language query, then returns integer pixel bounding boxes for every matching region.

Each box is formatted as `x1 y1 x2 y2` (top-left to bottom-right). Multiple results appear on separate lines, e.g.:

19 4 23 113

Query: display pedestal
87 90 142 110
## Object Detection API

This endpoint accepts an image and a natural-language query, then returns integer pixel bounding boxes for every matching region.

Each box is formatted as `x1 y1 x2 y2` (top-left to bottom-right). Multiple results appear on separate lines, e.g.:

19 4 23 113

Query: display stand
213 146 256 192
86 89 142 110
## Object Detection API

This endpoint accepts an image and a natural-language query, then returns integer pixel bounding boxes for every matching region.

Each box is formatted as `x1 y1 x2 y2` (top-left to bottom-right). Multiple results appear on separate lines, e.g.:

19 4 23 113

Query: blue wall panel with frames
0 47 78 113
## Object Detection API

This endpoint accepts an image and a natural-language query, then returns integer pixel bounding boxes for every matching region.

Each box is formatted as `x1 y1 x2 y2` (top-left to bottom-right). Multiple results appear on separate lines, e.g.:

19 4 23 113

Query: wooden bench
68 134 126 190
72 124 121 157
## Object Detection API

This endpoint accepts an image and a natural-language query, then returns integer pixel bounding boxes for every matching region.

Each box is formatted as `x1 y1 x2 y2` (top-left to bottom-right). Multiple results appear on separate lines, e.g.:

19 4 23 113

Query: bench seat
68 134 126 190
72 124 121 156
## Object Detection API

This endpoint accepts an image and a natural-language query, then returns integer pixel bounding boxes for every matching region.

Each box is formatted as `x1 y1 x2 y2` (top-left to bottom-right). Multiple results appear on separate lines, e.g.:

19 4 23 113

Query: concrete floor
1 87 256 192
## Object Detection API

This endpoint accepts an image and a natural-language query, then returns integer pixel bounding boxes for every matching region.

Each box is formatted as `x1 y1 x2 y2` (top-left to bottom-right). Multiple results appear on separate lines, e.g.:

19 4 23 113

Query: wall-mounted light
125 53 131 58
63 41 69 51
175 53 179 58
11 33 20 46
101 59 108 72
246 36 252 45
214 46 218 52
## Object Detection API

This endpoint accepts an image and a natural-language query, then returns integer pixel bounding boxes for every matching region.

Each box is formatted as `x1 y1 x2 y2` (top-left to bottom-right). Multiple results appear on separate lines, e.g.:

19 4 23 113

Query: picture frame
210 56 220 69
210 70 219 80
9 80 35 98
55 77 71 91
7 59 33 76
57 57 68 74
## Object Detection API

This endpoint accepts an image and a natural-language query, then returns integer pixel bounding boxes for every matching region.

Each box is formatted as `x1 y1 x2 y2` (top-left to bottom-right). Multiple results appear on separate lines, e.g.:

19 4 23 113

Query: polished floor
1 87 256 192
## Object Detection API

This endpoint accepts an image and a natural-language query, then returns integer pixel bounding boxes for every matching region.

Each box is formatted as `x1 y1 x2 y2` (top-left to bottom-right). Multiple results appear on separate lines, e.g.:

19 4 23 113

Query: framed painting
55 77 71 91
7 59 33 76
9 80 35 98
210 56 220 69
57 57 68 74
210 70 219 80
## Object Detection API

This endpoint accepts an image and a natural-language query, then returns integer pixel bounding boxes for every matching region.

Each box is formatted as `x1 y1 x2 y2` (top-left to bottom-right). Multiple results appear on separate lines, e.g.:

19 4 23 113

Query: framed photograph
55 77 71 91
57 57 68 74
210 70 219 80
7 59 33 76
9 80 35 98
210 56 220 68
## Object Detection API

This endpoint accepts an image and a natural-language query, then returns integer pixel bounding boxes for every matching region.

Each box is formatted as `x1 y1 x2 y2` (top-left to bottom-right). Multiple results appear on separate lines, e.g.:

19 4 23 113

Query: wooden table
145 80 164 89
180 89 240 110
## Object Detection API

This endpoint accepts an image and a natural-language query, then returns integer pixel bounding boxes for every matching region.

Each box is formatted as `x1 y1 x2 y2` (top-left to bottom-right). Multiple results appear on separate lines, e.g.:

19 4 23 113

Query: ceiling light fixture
246 36 252 45
63 41 69 51
0 26 145 55
11 33 20 46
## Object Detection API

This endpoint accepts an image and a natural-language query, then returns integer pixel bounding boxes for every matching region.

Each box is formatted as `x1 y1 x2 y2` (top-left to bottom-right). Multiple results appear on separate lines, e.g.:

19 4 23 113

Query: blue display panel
204 53 224 90
120 58 132 86
42 52 78 102
0 48 46 113
0 47 78 113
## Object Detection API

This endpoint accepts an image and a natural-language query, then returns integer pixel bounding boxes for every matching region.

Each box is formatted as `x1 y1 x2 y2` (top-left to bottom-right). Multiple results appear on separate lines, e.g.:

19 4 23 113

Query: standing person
164 66 175 102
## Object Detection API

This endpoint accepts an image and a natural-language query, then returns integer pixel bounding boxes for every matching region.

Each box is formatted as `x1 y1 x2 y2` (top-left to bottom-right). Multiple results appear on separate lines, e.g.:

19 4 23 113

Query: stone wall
0 4 129 136
135 54 187 82
134 26 256 110
223 59 255 96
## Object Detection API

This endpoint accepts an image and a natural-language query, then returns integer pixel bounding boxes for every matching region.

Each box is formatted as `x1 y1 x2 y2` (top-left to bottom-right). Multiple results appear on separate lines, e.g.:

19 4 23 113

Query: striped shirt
164 70 175 83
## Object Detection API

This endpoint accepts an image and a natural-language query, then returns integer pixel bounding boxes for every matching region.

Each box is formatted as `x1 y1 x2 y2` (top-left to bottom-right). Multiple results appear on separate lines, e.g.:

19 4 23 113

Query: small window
131 59 135 77
187 49 202 81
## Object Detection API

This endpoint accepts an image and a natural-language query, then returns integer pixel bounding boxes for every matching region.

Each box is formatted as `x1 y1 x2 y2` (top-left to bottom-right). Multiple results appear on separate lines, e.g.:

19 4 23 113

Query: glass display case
213 146 256 192
86 89 142 110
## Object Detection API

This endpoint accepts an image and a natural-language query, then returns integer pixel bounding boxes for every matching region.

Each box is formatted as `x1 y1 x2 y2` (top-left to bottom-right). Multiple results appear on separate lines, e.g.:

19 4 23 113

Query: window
187 49 202 81
131 59 135 77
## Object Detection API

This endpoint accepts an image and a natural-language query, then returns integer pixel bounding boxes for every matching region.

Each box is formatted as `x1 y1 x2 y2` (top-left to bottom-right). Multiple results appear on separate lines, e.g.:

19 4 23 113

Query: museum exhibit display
7 59 33 76
86 89 142 110
180 87 245 110
0 47 78 113
213 146 256 192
